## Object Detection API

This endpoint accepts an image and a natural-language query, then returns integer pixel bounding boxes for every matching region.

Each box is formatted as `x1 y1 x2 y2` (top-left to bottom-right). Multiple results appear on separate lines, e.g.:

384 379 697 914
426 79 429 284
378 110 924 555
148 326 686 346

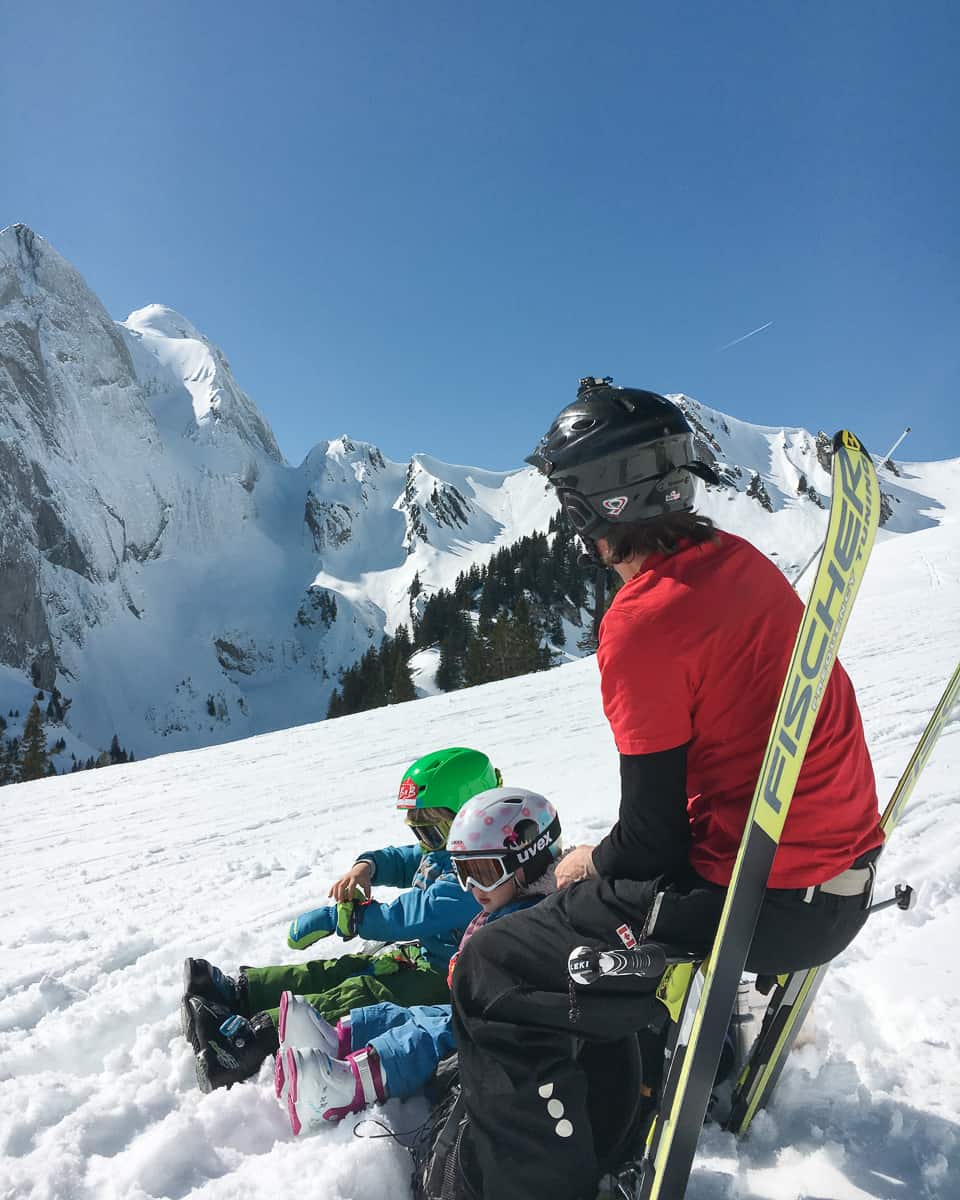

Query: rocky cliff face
0 224 166 688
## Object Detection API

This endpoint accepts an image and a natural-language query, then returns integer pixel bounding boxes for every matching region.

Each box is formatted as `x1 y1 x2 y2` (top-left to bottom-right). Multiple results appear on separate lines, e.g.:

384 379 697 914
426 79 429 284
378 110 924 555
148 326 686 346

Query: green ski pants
243 949 450 1027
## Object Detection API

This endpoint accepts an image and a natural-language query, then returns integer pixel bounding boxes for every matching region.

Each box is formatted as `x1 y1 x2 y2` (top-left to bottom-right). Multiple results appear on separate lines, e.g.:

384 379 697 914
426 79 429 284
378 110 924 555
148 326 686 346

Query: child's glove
288 894 364 949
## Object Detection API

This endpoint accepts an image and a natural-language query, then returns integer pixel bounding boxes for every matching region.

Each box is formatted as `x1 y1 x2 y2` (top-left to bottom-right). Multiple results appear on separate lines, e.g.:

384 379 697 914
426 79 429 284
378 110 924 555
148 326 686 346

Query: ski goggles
404 806 454 852
451 854 517 893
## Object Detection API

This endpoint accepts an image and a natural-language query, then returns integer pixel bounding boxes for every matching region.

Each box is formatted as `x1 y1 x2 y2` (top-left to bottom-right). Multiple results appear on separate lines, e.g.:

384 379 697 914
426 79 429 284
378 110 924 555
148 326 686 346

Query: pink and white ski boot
274 991 350 1102
283 1046 386 1135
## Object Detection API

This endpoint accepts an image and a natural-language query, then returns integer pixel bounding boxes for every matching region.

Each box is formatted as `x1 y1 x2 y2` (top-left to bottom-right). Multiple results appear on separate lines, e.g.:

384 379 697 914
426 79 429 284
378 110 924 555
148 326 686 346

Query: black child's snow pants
451 869 872 1200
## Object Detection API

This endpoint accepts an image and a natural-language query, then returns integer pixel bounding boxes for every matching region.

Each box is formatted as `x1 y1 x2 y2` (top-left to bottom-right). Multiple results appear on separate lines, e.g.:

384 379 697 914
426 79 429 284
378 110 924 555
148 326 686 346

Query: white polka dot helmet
446 787 562 889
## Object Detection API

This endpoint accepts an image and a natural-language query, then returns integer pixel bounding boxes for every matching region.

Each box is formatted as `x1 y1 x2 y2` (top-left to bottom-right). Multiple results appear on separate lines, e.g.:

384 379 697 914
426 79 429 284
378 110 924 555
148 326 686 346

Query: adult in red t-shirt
597 528 882 891
449 379 883 1200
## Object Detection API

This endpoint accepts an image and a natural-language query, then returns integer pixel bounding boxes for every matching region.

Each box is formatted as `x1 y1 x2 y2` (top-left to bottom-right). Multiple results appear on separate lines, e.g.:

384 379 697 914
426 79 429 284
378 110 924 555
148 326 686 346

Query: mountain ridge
0 225 953 768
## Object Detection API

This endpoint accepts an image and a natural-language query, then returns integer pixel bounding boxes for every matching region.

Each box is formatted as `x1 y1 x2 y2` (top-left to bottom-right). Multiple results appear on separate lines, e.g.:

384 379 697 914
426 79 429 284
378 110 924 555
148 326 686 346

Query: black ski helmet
525 377 719 537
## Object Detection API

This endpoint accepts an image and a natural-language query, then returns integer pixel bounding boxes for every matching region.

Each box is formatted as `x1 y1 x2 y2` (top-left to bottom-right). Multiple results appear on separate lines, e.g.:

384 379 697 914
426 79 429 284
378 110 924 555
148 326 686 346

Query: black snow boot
189 998 279 1093
183 957 249 1015
181 994 232 1053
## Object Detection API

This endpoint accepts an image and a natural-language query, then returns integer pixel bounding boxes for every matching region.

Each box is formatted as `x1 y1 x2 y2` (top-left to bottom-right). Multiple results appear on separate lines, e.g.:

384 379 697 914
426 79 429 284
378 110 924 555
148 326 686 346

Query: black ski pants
451 869 871 1200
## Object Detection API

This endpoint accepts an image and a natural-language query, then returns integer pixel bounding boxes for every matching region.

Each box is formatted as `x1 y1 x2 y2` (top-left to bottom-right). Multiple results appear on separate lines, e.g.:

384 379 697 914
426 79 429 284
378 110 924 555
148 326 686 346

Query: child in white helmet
180 747 499 1092
273 786 563 1134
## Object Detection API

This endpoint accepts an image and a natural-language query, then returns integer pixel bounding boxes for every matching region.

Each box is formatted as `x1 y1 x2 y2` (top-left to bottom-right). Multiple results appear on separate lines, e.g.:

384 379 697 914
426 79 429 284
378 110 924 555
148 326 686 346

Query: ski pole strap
799 862 875 903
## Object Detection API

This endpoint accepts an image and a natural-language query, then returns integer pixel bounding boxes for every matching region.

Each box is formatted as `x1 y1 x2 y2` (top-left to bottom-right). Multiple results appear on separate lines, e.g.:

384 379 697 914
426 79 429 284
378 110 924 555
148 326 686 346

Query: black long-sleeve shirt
592 746 690 882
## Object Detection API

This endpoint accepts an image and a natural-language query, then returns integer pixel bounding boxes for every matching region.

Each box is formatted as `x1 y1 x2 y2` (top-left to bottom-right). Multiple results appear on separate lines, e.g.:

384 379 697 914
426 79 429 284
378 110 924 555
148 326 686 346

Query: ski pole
868 882 915 915
882 426 911 462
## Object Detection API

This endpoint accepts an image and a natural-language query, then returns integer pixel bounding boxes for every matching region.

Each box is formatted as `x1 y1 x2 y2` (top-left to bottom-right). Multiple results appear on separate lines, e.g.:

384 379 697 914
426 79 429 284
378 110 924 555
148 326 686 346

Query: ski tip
832 430 868 456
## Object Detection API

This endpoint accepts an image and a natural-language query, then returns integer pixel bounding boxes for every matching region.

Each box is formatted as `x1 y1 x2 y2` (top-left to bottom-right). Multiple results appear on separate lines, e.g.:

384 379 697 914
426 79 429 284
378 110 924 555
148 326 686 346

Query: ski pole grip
568 943 668 986
568 946 602 985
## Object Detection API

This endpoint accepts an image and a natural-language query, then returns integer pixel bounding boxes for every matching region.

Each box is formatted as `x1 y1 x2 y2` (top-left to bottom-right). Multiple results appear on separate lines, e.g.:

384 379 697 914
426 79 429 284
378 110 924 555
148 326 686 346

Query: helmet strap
576 536 603 568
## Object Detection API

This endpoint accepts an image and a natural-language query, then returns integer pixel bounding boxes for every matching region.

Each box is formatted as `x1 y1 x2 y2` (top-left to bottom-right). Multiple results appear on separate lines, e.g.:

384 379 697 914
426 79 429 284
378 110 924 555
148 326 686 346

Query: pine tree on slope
19 702 50 782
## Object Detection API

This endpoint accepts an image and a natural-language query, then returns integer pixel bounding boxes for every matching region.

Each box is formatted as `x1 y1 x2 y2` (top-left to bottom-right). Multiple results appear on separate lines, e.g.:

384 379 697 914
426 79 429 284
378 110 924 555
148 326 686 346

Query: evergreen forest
327 515 612 719
0 688 134 788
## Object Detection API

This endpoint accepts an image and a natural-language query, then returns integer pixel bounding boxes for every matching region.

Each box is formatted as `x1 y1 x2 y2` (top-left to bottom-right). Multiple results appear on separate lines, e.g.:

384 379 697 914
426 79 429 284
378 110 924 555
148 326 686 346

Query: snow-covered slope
0 223 952 773
0 457 958 1200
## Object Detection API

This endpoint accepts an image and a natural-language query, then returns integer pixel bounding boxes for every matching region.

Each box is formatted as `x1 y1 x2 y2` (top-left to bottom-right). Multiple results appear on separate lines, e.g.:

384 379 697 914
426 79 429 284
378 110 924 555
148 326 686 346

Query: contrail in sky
719 320 773 351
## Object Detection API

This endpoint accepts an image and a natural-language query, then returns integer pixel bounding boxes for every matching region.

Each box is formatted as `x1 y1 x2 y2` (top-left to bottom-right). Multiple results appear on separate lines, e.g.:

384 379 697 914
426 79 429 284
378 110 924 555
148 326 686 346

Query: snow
408 647 442 697
2 461 959 1199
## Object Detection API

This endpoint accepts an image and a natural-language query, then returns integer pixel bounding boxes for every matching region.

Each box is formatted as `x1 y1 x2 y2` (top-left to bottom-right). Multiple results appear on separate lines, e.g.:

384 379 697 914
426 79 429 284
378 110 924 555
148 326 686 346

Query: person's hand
329 861 373 902
555 844 597 890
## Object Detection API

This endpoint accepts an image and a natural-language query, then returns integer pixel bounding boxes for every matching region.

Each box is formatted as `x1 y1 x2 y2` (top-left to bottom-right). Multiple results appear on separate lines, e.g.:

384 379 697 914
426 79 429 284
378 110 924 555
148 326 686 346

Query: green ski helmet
397 747 502 852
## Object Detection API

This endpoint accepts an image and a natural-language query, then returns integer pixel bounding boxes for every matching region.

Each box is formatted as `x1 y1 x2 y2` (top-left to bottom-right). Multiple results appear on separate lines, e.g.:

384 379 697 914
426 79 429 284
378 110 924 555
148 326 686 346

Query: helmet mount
577 375 613 398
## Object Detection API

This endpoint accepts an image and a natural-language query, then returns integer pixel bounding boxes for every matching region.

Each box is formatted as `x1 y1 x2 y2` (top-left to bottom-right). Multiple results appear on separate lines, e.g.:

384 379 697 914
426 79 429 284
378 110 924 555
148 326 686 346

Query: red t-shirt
597 531 883 888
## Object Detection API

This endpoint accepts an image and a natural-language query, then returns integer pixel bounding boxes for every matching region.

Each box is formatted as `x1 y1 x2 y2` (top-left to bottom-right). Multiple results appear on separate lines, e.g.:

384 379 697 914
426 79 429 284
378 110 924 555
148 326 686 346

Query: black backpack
411 1035 652 1200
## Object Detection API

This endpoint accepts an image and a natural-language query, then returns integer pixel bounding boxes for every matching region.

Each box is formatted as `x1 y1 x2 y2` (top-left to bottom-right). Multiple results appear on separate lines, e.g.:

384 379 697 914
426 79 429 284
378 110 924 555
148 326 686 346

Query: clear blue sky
2 1 957 469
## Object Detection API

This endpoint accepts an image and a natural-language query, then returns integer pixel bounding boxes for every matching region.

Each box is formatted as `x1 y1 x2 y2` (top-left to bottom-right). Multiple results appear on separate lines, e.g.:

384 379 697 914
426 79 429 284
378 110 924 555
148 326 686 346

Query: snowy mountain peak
0 223 138 404
1 222 63 276
125 303 207 342
321 434 385 469
122 304 283 462
400 455 475 550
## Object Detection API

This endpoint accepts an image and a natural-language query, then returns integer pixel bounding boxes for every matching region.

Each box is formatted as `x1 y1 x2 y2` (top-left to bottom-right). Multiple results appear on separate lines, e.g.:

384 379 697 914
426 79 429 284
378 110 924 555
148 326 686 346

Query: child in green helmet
181 747 500 1092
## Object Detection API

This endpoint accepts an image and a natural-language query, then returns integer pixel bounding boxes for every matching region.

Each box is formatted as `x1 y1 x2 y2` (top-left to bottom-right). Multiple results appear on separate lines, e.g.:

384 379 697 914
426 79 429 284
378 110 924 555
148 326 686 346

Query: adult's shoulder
715 529 795 584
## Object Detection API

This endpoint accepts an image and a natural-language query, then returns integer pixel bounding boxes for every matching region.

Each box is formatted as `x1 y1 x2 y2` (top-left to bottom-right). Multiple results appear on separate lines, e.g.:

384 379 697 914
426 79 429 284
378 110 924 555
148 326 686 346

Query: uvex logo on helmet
601 495 628 518
517 832 552 863
397 777 419 806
